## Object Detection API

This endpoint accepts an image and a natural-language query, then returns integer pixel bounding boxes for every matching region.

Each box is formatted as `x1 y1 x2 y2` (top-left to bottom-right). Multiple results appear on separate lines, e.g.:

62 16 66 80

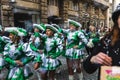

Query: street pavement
0 56 98 80
30 56 98 80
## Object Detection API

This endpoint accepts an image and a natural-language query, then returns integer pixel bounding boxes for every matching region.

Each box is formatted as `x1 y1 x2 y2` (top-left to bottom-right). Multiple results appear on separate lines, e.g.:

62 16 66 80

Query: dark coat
83 34 120 78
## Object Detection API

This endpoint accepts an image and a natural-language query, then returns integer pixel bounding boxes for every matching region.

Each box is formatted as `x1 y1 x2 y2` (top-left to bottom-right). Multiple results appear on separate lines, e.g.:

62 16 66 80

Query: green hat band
69 21 79 27
68 19 81 28
45 24 58 33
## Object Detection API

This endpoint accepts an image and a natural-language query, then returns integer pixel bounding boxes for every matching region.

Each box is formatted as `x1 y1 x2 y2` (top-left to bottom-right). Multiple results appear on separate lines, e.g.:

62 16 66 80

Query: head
69 24 77 31
9 32 20 44
111 4 120 46
9 33 16 42
89 25 96 32
68 19 81 31
46 28 54 37
117 16 120 28
34 27 40 32
100 27 105 32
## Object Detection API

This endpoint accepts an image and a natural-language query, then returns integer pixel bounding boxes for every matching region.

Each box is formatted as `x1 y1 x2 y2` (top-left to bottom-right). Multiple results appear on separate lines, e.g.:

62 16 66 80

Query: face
34 28 39 32
46 29 54 37
9 33 15 41
117 16 120 28
69 24 76 31
89 26 96 32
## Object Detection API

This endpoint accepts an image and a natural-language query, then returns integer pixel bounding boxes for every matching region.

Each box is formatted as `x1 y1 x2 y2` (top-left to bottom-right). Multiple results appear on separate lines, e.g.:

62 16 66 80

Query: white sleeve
78 31 88 44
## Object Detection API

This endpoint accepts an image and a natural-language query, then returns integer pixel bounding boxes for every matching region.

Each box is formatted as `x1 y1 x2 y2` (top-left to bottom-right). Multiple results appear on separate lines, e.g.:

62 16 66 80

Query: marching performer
61 19 88 80
0 31 12 80
87 25 100 53
30 23 46 51
3 27 41 80
38 24 63 80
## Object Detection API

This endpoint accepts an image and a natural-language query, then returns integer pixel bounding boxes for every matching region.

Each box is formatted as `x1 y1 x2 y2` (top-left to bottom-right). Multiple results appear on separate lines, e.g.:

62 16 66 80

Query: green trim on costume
34 32 40 37
45 24 59 33
78 43 85 49
0 37 6 53
65 54 84 59
41 60 61 70
69 21 79 27
92 38 100 43
51 48 61 59
10 30 18 36
22 57 34 65
17 28 27 36
33 23 46 31
30 43 38 52
68 19 81 28
4 56 16 65
7 68 25 80
34 55 42 63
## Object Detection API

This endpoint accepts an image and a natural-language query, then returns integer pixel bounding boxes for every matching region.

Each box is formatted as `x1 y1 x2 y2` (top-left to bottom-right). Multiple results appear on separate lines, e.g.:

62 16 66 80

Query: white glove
87 39 94 48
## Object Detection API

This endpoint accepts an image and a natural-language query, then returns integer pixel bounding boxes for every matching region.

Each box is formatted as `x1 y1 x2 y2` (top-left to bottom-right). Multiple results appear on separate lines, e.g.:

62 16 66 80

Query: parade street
0 0 119 80
29 56 98 80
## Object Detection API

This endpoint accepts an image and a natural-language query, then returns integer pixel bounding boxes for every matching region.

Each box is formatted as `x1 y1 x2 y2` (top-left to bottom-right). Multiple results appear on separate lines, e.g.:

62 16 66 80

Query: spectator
83 4 120 80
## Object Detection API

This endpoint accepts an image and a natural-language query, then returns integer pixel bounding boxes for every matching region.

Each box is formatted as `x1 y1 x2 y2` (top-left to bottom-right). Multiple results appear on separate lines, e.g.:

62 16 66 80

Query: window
73 2 79 11
23 0 40 3
32 14 40 24
69 1 79 11
48 0 59 6
83 3 88 11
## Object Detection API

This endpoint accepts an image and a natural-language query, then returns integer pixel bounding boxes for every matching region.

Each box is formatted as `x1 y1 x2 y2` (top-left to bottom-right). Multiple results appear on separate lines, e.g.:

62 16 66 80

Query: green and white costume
62 29 88 59
61 19 87 59
3 27 41 80
0 36 11 69
3 41 41 80
87 32 100 48
22 42 42 63
30 23 46 50
29 32 43 50
40 35 63 70
39 24 63 70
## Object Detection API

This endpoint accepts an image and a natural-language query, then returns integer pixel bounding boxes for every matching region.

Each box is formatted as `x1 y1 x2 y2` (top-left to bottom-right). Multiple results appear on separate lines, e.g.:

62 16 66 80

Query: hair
2 31 10 37
102 20 120 46
111 23 120 46
22 35 31 43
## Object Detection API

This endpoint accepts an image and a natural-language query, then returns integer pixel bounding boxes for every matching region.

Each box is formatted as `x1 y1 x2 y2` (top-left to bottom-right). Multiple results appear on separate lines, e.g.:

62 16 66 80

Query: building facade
0 0 110 29
112 0 120 11
1 0 41 31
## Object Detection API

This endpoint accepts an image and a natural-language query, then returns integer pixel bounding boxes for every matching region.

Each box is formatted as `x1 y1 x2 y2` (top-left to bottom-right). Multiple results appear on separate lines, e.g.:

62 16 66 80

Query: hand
38 50 43 54
15 60 23 66
34 62 40 70
73 45 78 49
87 39 94 48
90 52 112 66
32 36 35 43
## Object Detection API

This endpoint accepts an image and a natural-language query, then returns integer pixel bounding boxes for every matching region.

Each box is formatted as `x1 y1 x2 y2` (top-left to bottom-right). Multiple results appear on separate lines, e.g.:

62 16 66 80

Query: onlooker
83 4 120 80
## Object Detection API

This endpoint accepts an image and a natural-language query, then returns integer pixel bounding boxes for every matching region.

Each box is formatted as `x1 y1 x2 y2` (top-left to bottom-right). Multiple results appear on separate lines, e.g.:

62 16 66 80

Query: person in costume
83 4 120 80
87 25 100 54
30 24 46 53
51 24 66 74
37 24 63 80
3 27 41 80
51 24 65 54
61 19 88 80
0 31 11 80
98 27 106 39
